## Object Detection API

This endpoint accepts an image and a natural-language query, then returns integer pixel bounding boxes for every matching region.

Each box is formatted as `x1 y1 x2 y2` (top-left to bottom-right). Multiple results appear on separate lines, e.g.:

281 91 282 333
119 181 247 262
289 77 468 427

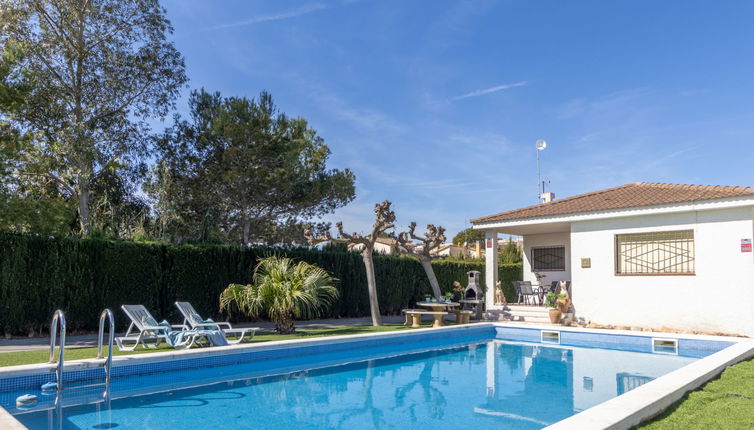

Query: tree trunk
419 256 443 300
78 181 91 235
362 249 383 326
275 310 296 334
242 220 250 246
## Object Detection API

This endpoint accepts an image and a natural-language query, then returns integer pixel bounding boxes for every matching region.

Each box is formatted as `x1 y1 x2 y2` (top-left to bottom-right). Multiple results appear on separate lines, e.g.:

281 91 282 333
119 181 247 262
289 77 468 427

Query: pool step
484 305 552 324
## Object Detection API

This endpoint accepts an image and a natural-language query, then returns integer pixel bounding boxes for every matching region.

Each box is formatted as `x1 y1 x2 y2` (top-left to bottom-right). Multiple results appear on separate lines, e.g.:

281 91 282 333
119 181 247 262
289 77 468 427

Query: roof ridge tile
470 182 754 224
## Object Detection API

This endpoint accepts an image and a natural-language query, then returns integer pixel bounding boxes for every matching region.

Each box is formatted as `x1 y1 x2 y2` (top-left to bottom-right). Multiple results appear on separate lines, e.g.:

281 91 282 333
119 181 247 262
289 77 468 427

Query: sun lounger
175 301 257 345
117 304 207 351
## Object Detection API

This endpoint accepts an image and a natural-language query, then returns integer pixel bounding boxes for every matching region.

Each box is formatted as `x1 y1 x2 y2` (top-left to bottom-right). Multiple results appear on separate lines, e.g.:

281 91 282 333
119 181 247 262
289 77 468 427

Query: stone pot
548 309 562 324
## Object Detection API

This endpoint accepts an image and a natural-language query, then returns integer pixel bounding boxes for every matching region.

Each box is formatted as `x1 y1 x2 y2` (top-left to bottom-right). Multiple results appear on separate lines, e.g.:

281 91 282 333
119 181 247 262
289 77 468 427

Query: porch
480 222 572 312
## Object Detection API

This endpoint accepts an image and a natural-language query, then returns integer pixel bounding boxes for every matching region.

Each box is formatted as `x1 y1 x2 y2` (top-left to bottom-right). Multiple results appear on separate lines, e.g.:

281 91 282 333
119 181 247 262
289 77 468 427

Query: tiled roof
470 182 754 224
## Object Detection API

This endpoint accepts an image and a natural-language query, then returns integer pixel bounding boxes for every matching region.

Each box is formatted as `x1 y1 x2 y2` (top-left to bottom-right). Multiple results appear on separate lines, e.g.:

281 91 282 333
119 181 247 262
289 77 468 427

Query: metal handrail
97 309 115 388
48 310 66 390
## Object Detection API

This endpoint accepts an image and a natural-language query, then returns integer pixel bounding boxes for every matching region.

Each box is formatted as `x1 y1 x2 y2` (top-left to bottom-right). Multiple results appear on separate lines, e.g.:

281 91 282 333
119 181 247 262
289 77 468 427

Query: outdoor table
415 301 460 312
416 301 460 326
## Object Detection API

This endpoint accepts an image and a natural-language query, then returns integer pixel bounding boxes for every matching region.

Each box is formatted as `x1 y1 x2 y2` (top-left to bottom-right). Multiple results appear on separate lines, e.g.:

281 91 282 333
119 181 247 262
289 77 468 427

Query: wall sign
581 258 591 268
742 239 752 253
486 239 492 249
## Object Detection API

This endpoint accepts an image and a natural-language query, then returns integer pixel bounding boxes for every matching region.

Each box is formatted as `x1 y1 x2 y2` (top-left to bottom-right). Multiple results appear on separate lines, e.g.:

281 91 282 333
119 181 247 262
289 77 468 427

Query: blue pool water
6 328 720 430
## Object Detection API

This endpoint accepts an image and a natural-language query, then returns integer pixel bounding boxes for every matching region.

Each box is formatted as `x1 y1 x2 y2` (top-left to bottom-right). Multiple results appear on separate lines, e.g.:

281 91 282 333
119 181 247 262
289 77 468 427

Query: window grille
531 246 566 271
615 230 694 275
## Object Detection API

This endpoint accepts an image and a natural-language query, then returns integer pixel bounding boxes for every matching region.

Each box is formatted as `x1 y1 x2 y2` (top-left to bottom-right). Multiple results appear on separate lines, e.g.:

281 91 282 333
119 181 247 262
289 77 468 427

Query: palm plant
220 255 339 334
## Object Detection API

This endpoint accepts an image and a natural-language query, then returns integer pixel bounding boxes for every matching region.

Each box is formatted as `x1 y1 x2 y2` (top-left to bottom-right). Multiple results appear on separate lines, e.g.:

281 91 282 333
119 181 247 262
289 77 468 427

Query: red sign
486 239 492 249
742 239 752 253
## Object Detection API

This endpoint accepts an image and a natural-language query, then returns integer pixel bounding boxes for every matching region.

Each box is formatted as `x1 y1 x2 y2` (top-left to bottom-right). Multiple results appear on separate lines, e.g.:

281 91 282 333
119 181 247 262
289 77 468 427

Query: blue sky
160 0 754 238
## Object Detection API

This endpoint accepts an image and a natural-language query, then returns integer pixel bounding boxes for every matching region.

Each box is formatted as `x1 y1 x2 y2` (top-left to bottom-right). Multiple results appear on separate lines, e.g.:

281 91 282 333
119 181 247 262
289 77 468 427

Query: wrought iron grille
531 246 566 271
615 230 695 275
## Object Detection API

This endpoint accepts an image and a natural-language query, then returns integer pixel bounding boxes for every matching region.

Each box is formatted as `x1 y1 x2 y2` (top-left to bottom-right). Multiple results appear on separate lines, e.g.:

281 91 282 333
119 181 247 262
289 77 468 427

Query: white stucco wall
522 232 571 285
570 206 754 336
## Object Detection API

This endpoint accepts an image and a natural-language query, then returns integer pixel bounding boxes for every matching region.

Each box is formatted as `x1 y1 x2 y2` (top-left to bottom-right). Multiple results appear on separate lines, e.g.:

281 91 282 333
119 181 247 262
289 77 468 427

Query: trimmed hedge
0 234 522 335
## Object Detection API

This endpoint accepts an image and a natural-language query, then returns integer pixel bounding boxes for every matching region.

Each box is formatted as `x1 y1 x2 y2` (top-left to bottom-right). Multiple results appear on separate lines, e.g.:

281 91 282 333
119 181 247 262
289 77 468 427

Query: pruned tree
305 200 396 326
395 222 446 300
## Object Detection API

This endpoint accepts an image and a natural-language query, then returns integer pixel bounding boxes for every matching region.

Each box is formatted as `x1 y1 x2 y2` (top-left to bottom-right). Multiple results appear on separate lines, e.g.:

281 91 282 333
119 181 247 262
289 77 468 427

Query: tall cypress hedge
0 234 522 335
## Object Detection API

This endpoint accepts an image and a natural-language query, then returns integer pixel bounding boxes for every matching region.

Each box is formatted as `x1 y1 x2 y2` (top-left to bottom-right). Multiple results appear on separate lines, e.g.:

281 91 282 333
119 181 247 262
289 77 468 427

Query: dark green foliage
451 227 486 246
498 263 523 304
0 234 522 335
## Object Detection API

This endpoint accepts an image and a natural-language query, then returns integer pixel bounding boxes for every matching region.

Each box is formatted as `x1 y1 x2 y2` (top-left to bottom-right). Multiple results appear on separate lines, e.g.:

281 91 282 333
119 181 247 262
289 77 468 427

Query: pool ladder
43 309 115 392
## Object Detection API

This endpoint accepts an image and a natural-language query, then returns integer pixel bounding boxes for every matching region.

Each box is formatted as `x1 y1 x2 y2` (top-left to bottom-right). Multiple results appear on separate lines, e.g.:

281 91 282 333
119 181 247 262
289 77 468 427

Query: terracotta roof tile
470 182 754 224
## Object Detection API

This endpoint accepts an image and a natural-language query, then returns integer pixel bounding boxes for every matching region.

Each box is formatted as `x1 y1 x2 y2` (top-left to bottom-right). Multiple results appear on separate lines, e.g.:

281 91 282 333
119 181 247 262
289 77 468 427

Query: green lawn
0 323 412 367
637 358 754 429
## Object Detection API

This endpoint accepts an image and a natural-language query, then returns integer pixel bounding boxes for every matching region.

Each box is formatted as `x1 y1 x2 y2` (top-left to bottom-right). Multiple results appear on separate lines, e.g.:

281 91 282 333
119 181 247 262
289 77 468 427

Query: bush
0 233 522 335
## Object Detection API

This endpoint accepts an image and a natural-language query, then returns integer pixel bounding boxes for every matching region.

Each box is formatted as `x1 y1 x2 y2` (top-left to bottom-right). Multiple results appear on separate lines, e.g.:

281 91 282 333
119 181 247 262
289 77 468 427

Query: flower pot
548 309 562 324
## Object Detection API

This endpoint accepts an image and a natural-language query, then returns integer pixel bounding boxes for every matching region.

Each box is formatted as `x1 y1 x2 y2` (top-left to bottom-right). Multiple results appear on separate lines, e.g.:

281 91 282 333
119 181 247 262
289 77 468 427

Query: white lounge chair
175 301 257 345
117 304 203 351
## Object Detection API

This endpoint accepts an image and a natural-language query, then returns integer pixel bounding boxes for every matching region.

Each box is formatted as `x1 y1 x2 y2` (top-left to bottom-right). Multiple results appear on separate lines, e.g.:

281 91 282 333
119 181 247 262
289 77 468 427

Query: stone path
0 316 405 353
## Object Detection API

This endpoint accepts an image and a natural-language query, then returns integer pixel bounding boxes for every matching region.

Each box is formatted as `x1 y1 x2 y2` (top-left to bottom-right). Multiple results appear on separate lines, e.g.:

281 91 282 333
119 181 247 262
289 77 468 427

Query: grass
637 358 754 429
0 323 412 368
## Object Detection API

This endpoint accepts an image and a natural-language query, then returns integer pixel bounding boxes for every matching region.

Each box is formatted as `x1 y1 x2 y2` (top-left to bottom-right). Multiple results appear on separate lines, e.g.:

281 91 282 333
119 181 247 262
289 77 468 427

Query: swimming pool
0 325 740 430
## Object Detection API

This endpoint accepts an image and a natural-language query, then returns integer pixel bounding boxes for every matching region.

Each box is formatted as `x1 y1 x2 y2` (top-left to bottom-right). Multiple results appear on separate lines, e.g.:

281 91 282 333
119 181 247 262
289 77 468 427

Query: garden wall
0 234 521 335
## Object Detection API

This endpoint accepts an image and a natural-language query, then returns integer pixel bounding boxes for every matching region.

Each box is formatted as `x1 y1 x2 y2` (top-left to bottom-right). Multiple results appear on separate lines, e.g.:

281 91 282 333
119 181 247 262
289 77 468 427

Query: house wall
570 206 754 336
522 232 571 285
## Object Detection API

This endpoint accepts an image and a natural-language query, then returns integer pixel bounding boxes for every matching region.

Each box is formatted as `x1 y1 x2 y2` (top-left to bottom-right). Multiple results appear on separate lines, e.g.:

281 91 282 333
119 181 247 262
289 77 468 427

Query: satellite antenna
535 139 547 201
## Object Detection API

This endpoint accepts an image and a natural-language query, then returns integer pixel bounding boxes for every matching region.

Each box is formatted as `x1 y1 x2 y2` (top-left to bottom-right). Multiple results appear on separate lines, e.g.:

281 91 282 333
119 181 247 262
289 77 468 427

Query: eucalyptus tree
0 0 187 234
149 89 356 246
306 201 396 326
0 41 74 234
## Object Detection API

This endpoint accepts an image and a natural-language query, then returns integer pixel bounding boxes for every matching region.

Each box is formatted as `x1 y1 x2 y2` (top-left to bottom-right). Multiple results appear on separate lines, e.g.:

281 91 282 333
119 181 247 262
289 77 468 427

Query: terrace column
484 230 498 310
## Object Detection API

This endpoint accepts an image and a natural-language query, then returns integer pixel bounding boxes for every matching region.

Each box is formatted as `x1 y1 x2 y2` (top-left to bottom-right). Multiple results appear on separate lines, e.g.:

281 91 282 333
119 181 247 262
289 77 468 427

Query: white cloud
453 81 527 100
306 85 406 133
204 3 328 31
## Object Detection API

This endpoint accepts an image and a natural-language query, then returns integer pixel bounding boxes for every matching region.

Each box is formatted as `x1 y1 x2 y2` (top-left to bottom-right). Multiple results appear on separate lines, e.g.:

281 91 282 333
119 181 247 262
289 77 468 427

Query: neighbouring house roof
471 182 754 224
347 237 398 249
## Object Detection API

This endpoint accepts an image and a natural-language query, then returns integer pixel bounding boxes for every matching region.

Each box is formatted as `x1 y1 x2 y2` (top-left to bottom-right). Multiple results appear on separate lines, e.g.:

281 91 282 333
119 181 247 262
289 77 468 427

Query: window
531 246 565 271
615 230 695 275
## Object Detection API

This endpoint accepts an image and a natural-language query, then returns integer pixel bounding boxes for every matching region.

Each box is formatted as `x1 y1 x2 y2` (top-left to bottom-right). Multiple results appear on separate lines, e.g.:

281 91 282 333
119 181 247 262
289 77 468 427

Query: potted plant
443 292 454 303
545 292 566 324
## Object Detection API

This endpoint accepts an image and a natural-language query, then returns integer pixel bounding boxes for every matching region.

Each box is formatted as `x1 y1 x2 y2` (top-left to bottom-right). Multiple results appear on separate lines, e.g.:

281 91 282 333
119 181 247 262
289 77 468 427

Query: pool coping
0 405 25 430
493 323 753 430
543 336 754 429
0 323 491 379
1 322 752 430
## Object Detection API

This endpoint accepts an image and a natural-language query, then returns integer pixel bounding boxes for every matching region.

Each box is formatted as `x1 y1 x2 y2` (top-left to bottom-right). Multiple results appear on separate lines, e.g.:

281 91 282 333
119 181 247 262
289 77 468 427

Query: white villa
471 182 754 337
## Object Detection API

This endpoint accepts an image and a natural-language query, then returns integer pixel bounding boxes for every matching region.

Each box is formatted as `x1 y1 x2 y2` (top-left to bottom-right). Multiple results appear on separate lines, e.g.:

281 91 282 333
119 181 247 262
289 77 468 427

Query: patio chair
520 281 539 305
117 304 204 351
175 301 257 345
547 281 558 294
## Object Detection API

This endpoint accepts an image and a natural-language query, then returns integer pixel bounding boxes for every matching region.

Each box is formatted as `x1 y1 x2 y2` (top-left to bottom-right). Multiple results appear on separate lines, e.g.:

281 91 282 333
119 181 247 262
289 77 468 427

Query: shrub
0 233 522 335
